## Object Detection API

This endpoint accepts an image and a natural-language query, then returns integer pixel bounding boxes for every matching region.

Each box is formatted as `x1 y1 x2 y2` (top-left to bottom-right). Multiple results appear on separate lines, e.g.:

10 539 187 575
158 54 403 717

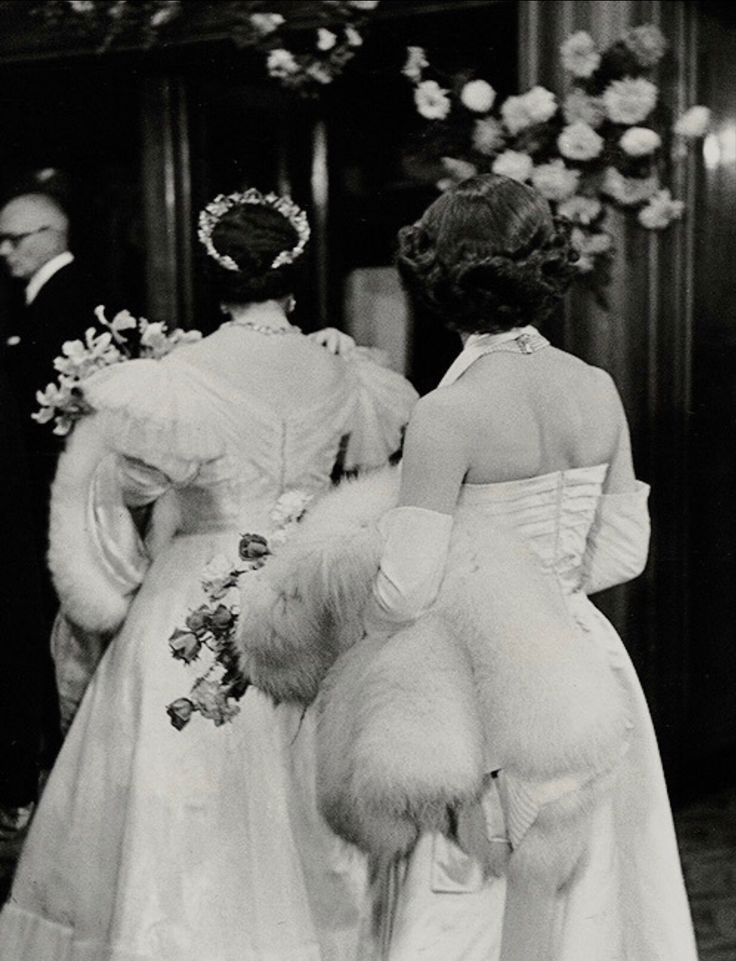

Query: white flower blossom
348 0 380 8
637 189 684 230
531 160 580 202
674 105 711 138
191 677 240 726
460 79 496 114
571 227 613 272
563 89 605 129
560 31 601 78
95 304 137 337
270 490 313 529
53 416 75 436
167 328 203 348
403 46 428 82
307 62 333 85
53 328 120 377
623 24 667 67
317 28 337 52
267 49 299 80
619 126 662 157
492 150 533 182
501 86 557 135
35 380 71 411
472 117 505 155
557 195 602 226
603 77 658 126
602 167 659 206
201 554 238 600
249 13 285 36
522 85 557 124
139 320 169 358
500 95 531 135
557 122 604 161
150 3 180 29
345 26 363 47
67 0 96 12
415 80 451 121
31 405 57 425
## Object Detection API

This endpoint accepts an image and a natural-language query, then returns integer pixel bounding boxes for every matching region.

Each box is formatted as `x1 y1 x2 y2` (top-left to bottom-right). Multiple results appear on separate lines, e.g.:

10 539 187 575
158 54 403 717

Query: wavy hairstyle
397 174 578 333
208 202 302 305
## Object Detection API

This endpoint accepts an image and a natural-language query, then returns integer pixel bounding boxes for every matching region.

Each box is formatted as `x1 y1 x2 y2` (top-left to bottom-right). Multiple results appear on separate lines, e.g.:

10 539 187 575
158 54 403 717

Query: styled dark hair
208 202 301 304
397 174 578 333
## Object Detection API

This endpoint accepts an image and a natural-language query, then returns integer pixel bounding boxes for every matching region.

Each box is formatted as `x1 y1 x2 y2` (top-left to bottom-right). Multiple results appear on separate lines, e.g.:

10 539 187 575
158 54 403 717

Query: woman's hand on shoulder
399 389 471 514
308 327 356 357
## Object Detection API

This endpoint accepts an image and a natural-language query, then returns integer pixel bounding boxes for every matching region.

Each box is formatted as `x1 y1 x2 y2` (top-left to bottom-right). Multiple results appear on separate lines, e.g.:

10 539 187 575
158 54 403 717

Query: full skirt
375 596 698 961
0 530 368 961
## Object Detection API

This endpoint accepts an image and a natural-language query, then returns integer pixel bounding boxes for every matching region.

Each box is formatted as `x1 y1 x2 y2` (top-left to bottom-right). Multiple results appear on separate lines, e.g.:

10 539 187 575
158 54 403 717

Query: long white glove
362 505 454 636
582 481 651 594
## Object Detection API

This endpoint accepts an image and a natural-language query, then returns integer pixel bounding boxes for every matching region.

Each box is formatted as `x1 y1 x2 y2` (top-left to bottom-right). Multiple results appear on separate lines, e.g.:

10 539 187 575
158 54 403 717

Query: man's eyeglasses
0 226 52 249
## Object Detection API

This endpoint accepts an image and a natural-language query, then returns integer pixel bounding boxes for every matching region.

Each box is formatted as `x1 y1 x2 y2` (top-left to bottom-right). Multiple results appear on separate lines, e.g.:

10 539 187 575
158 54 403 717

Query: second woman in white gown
236 174 698 961
0 189 417 961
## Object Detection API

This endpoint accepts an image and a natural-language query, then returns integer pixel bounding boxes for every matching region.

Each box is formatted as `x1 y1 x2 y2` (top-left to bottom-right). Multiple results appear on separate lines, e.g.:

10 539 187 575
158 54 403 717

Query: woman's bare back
408 345 634 504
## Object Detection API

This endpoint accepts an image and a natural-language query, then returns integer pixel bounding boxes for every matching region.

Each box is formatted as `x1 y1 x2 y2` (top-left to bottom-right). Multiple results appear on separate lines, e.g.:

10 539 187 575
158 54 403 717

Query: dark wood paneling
521 1 736 793
140 76 193 329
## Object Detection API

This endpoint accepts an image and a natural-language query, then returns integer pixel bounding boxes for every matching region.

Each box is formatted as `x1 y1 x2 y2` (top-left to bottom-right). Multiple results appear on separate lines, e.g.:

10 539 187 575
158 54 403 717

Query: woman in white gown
0 189 417 961
360 174 698 960
236 174 698 961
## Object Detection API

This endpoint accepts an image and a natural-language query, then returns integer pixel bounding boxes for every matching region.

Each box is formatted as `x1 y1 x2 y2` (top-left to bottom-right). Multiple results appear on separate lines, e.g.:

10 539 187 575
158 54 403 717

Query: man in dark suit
0 192 100 782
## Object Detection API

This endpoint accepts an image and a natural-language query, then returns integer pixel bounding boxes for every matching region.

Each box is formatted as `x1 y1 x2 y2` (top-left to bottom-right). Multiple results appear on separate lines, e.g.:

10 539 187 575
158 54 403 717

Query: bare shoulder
404 386 473 451
545 347 621 401
409 385 469 428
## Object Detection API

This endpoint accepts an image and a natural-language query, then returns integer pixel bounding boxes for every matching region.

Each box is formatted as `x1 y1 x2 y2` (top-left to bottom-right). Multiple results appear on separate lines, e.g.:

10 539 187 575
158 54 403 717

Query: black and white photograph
0 1 733 959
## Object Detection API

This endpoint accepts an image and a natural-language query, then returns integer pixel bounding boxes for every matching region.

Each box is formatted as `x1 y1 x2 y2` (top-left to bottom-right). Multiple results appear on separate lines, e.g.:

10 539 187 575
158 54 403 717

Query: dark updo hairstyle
397 174 578 333
208 202 302 305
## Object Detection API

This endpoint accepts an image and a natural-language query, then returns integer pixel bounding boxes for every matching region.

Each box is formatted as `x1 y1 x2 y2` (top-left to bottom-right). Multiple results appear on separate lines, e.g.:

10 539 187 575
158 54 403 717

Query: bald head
0 192 70 281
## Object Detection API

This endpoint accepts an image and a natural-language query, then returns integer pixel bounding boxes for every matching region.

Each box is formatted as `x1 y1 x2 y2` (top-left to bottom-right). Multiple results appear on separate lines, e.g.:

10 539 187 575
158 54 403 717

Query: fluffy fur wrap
237 466 632 893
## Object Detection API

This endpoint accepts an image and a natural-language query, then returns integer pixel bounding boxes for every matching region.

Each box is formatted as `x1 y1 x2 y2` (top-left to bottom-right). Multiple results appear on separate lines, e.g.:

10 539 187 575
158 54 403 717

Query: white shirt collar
25 251 74 305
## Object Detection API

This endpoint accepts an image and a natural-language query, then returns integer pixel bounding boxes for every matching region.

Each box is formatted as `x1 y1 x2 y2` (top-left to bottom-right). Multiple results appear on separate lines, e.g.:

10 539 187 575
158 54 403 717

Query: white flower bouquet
33 306 202 435
403 23 710 294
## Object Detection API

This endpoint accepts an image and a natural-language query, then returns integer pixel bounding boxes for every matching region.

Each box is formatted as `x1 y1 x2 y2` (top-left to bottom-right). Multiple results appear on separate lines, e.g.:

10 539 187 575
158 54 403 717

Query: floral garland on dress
165 490 313 730
33 306 202 435
402 23 710 294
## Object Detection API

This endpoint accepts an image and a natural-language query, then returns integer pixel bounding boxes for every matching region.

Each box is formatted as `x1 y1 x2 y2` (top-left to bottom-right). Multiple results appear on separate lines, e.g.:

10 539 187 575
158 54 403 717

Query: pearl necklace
224 318 300 336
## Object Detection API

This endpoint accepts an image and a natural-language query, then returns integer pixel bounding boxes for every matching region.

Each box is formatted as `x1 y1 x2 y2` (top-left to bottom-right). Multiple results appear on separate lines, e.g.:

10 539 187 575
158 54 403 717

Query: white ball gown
376 333 699 960
378 465 698 961
0 321 417 961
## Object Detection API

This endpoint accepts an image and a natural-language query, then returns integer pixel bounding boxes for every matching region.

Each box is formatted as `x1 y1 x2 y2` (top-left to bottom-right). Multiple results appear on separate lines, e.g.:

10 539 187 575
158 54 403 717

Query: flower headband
197 188 311 272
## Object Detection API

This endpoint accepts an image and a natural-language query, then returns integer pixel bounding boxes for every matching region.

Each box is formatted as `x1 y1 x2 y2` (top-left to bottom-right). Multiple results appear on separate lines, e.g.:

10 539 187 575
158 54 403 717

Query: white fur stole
236 466 632 890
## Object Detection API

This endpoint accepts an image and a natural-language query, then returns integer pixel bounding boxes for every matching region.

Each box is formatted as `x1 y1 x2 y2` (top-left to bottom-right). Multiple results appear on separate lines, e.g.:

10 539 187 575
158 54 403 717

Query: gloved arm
362 506 454 635
363 393 466 634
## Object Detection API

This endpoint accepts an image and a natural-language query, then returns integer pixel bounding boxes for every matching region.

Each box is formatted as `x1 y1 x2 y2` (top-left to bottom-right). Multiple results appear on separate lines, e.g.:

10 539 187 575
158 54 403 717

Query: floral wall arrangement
32 1 379 91
403 24 710 296
33 0 183 50
25 7 709 298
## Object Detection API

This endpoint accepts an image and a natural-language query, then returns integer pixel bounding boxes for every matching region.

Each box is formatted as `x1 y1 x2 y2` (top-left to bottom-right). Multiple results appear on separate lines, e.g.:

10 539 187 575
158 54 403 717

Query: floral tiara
197 188 311 272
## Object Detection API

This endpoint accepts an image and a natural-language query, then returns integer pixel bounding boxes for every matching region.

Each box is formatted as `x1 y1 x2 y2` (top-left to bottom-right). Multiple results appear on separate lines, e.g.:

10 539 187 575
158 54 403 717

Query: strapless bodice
454 464 608 595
